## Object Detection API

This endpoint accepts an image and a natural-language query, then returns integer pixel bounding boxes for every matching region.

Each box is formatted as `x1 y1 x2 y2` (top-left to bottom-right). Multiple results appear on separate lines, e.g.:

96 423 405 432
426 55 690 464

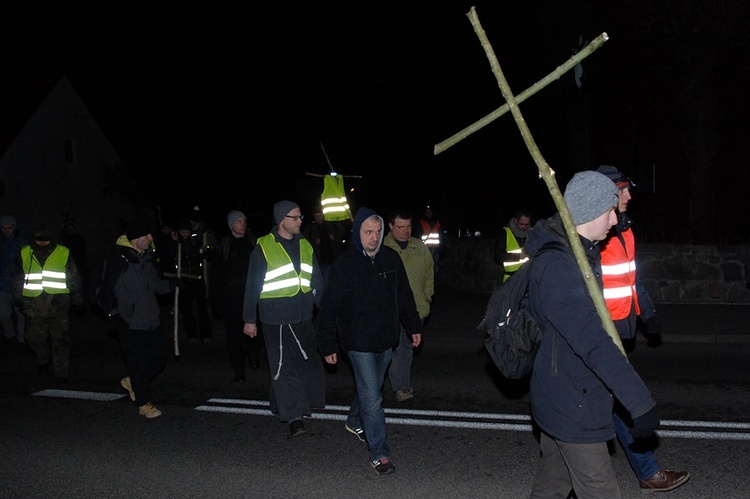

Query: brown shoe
138 402 162 419
120 377 135 401
639 468 690 493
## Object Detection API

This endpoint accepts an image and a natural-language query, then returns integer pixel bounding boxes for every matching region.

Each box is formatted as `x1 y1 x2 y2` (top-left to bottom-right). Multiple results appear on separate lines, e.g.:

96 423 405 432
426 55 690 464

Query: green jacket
383 232 434 319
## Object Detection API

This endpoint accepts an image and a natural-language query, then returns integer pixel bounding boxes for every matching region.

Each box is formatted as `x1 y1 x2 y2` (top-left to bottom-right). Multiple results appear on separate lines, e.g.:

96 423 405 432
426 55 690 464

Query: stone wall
437 236 750 304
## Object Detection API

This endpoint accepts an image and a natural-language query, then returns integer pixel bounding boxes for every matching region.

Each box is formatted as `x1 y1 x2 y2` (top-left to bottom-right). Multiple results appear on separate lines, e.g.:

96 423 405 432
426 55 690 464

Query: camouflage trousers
22 294 71 378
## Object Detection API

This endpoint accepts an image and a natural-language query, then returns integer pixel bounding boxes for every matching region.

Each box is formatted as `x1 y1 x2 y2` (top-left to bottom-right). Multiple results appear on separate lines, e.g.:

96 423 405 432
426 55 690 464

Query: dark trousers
222 302 263 377
117 327 166 406
179 279 212 340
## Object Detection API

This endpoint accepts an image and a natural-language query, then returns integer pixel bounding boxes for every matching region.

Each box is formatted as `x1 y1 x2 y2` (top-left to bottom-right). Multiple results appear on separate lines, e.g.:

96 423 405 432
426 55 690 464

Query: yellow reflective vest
20 245 71 296
502 227 528 282
321 174 351 222
257 234 313 298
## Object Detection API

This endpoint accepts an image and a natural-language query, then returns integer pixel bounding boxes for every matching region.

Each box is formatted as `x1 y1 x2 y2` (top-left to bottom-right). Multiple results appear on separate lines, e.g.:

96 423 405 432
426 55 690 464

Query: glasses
285 215 304 221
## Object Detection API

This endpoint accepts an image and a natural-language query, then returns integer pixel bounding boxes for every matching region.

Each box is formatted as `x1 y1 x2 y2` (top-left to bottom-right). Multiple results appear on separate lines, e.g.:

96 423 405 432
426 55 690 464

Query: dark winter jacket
316 207 422 355
524 213 655 443
107 235 174 331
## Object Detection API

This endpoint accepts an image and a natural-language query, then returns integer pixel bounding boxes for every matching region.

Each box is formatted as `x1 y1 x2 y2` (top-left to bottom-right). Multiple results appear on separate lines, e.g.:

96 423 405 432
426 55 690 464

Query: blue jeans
613 410 660 481
347 349 392 463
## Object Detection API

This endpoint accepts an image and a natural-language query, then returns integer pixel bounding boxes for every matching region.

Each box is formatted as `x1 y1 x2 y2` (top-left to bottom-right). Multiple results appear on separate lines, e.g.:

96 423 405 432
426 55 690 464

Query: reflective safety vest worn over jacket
20 245 71 297
257 234 313 299
600 228 640 320
321 174 351 222
420 219 441 250
502 227 528 282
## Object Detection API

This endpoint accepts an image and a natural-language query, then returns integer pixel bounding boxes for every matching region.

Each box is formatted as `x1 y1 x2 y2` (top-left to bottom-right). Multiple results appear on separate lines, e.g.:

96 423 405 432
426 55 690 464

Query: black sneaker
345 424 366 442
371 458 396 475
289 419 307 437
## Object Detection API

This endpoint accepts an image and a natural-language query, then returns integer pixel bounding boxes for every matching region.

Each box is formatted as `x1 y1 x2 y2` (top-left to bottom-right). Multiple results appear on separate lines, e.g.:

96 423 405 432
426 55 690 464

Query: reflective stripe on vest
321 174 351 221
502 227 529 282
420 220 441 247
600 229 640 320
20 245 71 296
257 234 313 298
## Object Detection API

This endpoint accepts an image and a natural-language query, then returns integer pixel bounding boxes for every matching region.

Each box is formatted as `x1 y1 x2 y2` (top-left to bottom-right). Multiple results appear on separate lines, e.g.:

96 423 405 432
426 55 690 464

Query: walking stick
173 243 182 358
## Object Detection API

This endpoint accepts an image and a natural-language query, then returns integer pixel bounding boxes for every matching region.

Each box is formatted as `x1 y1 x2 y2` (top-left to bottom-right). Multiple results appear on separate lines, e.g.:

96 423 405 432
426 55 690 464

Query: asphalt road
2 287 749 498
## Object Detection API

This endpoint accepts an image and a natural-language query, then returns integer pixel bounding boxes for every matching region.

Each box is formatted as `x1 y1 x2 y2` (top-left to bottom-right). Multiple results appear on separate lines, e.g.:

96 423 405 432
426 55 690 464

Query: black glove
630 405 660 438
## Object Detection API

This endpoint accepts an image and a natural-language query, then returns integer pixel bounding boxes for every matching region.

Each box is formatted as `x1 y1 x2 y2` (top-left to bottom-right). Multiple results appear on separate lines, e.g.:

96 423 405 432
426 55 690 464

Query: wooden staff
173 243 182 358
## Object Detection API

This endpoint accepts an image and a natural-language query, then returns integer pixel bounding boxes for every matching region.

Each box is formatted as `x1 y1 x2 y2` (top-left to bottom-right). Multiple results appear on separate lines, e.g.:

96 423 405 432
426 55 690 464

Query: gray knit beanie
563 170 619 225
0 215 16 227
227 210 246 229
273 200 299 224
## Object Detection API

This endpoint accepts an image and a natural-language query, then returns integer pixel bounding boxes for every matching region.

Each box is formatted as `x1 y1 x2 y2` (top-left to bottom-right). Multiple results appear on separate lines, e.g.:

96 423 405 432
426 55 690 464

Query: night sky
2 2 749 240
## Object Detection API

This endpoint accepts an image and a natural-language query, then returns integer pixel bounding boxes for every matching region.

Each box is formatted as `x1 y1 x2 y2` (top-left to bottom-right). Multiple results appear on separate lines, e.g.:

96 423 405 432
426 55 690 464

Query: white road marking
31 391 750 441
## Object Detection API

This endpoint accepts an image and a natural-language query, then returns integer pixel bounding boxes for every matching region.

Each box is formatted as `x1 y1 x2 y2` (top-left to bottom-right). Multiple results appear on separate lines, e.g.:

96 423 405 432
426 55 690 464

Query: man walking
243 201 325 437
383 208 433 402
523 171 660 497
597 164 690 493
11 225 84 383
214 210 260 381
316 207 422 475
101 220 175 418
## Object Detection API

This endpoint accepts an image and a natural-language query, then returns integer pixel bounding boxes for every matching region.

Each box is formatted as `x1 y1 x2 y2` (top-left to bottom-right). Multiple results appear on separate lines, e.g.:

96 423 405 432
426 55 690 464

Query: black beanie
125 219 153 240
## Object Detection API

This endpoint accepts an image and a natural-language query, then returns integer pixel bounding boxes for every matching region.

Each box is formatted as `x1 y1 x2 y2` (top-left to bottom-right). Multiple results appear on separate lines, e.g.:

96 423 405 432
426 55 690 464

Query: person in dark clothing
243 200 326 437
303 211 335 277
214 210 261 382
101 220 175 418
316 207 422 476
61 219 88 298
524 171 660 497
165 218 214 345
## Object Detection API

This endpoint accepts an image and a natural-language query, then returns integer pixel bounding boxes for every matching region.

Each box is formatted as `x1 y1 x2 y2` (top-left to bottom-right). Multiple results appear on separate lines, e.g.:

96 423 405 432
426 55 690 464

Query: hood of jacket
350 207 384 258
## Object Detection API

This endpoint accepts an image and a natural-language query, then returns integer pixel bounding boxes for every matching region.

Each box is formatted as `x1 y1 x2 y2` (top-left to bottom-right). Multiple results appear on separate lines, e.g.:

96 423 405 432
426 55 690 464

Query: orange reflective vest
420 219 441 249
600 229 640 320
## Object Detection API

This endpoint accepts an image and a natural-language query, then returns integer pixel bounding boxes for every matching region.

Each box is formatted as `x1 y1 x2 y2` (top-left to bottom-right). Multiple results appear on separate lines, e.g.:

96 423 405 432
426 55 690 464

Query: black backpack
478 241 565 379
89 252 128 317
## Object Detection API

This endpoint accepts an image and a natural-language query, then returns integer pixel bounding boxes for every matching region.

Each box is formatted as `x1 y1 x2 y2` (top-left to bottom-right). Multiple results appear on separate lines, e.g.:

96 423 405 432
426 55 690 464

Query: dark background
1 2 749 241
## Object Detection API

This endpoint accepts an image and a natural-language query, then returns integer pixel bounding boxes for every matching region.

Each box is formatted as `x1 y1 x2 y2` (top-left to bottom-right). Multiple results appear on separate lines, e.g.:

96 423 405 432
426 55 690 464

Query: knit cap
227 210 246 229
563 171 619 225
32 225 52 241
273 200 300 224
125 219 153 240
0 215 16 227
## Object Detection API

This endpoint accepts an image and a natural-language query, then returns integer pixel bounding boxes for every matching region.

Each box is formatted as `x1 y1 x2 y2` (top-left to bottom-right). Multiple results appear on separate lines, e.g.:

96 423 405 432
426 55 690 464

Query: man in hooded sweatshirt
316 207 422 476
101 220 175 419
523 171 660 498
243 200 325 438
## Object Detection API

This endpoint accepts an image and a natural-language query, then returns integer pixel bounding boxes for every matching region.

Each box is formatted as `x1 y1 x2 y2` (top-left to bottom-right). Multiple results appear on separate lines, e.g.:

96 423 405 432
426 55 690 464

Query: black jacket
316 207 422 355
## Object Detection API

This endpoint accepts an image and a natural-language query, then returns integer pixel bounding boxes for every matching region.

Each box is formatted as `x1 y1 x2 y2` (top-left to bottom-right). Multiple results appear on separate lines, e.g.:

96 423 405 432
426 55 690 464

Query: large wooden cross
435 7 624 354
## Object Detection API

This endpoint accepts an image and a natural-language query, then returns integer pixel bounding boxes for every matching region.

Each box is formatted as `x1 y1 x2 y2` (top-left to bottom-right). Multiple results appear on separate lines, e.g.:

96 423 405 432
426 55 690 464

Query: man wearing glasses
243 200 326 438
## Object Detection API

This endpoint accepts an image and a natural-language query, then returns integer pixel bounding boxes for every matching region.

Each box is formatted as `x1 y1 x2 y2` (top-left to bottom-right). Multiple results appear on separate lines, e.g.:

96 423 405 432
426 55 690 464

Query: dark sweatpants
117 327 166 406
262 320 325 422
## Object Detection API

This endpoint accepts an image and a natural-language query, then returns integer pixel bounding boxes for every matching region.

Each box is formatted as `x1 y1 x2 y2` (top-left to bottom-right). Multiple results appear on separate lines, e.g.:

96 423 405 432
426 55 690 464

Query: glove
630 405 660 438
